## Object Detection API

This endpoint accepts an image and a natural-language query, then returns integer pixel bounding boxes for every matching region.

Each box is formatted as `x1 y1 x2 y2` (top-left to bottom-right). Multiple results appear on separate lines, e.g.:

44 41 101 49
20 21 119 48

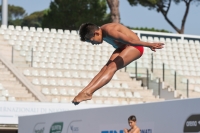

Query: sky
1 0 200 35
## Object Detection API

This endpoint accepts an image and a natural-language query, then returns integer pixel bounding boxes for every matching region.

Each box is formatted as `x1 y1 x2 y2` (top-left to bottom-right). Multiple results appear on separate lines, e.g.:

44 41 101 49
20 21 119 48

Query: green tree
21 10 48 27
0 4 27 26
42 0 111 30
127 0 200 34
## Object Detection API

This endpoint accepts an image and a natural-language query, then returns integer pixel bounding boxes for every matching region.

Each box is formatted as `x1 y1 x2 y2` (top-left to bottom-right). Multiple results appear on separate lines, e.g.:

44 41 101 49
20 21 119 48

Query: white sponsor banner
19 98 200 133
0 101 112 124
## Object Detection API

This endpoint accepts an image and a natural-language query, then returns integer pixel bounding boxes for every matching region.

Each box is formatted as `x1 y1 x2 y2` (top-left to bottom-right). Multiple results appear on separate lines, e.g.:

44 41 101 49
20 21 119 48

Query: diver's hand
149 42 164 52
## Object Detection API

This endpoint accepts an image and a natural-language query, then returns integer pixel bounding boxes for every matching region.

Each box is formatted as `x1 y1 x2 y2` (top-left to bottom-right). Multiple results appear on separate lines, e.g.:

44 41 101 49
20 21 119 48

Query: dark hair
79 23 99 41
128 115 136 122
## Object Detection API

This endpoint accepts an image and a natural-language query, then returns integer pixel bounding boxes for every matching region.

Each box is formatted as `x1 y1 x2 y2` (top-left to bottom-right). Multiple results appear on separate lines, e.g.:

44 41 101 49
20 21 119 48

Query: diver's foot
72 92 92 105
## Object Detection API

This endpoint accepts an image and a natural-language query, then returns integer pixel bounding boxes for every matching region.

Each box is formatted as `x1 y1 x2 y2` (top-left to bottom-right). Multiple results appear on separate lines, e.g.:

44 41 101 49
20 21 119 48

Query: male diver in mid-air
72 23 164 105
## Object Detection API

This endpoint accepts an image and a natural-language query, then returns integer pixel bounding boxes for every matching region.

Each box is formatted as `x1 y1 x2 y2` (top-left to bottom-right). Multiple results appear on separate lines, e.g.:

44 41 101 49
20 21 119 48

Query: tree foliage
0 4 26 20
21 10 47 27
0 4 26 25
42 0 111 30
127 0 200 34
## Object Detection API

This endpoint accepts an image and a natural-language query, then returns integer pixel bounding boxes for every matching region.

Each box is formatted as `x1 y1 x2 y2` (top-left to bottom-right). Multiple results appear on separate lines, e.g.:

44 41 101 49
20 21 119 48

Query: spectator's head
79 23 103 45
128 115 137 128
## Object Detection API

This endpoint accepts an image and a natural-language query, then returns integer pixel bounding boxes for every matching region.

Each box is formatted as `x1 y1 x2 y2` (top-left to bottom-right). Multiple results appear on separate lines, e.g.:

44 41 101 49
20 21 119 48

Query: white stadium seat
51 88 59 95
1 26 5 31
59 88 67 95
66 80 73 86
51 98 59 103
57 80 65 86
40 79 48 86
133 92 142 98
42 88 50 95
109 91 117 97
118 91 125 98
2 90 9 97
23 69 31 76
60 97 69 103
0 96 6 101
67 89 76 96
32 78 40 85
8 25 14 30
101 90 109 97
8 97 16 102
125 91 133 98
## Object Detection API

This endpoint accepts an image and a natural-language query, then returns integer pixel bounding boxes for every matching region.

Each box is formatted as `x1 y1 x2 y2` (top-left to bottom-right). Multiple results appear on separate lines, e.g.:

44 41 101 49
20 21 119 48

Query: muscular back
100 23 140 48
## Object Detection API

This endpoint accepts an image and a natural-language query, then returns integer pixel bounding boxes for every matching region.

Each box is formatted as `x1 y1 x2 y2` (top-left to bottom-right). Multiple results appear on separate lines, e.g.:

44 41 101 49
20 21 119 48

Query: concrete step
93 97 145 102
3 86 26 90
12 56 26 62
0 66 4 69
16 97 36 102
46 95 161 104
0 50 12 56
0 80 22 85
0 77 17 81
140 94 156 98
0 76 16 80
0 41 9 45
188 95 200 98
0 71 11 74
17 65 32 68
0 45 12 50
145 98 165 103
12 61 29 67
31 84 136 92
0 65 6 68
26 76 134 83
0 36 9 41
30 81 142 91
178 90 200 98
189 91 200 96
126 68 147 75
18 67 131 76
9 92 32 97
45 95 141 102
8 89 28 94
1 83 24 88
0 43 9 46
150 69 172 76
0 71 14 76
131 89 153 94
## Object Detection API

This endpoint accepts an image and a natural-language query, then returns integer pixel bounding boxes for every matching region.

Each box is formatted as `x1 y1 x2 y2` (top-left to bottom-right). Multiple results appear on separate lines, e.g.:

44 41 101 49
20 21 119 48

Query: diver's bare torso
100 23 140 49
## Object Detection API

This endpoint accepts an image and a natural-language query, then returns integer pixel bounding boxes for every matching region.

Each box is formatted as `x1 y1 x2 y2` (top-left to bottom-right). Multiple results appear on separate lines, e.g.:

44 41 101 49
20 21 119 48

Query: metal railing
11 45 34 67
11 45 14 63
31 47 34 67
125 57 191 99
10 44 191 98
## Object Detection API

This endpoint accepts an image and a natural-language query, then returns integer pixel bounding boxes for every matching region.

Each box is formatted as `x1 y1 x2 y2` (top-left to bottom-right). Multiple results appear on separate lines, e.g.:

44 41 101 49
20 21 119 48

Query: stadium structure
0 24 200 133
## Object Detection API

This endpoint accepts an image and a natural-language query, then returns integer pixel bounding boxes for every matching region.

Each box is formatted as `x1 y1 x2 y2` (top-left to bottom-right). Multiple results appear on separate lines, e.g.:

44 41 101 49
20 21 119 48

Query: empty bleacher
128 30 200 98
0 61 37 102
0 25 164 105
0 25 199 104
